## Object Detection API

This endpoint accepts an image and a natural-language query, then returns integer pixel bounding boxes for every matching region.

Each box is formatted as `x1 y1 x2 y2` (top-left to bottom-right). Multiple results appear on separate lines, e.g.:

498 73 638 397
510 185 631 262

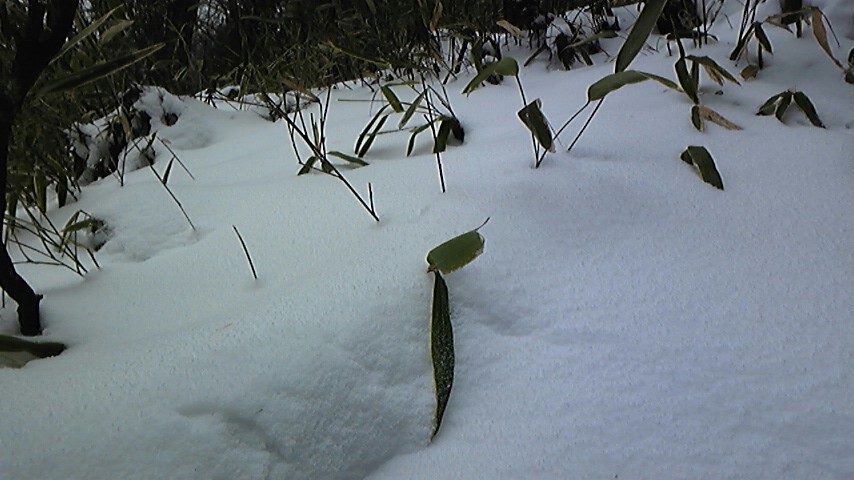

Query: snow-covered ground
1 2 852 479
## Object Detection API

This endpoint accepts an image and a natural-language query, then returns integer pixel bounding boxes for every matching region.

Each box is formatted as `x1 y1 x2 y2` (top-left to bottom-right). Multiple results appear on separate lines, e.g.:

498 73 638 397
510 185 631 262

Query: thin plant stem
567 99 604 154
232 225 258 280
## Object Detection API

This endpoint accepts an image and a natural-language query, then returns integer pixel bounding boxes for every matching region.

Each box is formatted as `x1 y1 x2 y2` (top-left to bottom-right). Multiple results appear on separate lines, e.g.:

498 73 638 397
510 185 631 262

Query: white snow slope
1 2 852 479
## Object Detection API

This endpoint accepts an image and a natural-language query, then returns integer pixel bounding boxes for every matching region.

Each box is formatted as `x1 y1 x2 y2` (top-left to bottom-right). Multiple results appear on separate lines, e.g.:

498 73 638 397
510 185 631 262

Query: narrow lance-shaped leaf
50 6 122 64
38 43 164 96
775 90 792 122
615 0 667 72
98 19 135 46
492 57 519 76
429 271 453 440
381 85 404 113
809 8 843 69
757 92 784 116
407 121 433 156
426 219 488 274
687 55 742 86
792 91 825 127
730 23 757 61
587 70 679 102
696 105 743 131
34 170 48 214
691 105 704 131
433 118 453 154
297 156 319 175
753 23 773 54
161 158 175 185
517 99 554 153
399 90 426 129
328 150 369 166
461 57 519 95
675 57 699 104
355 104 390 157
681 146 724 190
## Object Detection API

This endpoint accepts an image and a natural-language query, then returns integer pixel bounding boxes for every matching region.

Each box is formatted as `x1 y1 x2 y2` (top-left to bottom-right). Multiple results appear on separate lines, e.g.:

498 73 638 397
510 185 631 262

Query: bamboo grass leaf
809 8 843 69
754 23 773 54
615 0 667 72
792 91 825 127
429 271 453 440
517 99 554 153
681 146 724 190
38 44 164 96
426 220 488 274
399 90 426 129
587 70 679 102
328 150 369 166
381 85 404 113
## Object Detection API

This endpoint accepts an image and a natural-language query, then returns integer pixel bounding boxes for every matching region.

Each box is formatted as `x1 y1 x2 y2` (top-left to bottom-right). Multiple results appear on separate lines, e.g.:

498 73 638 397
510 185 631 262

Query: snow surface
1 2 852 479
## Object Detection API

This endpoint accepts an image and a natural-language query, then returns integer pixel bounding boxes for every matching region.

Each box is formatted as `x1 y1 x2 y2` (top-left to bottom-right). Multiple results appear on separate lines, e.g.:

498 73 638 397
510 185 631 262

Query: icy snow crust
1 2 852 479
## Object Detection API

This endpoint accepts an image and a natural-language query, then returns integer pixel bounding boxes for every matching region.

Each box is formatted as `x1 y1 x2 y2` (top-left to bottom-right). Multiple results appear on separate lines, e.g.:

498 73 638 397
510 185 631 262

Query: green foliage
426 220 487 439
756 90 824 127
680 146 724 190
616 0 667 72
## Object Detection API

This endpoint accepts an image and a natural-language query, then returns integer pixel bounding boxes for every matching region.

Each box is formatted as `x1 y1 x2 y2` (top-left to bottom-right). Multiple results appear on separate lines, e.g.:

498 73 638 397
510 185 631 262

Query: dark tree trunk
0 0 79 336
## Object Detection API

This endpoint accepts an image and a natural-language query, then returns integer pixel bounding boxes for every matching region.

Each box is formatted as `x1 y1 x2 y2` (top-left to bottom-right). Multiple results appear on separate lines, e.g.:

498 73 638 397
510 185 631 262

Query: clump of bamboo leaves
462 57 554 168
731 2 844 79
756 89 824 128
352 77 464 192
272 83 379 222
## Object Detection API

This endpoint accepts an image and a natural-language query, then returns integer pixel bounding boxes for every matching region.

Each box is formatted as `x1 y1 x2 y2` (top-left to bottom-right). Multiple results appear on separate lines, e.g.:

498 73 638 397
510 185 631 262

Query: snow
1 2 852 478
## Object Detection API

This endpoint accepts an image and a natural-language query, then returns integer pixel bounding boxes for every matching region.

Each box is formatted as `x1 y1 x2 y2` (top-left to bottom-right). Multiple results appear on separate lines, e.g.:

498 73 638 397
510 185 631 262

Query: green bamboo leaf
775 91 792 122
462 57 516 94
757 92 784 115
792 91 825 128
38 43 164 96
34 170 48 214
98 19 135 46
381 85 404 113
399 90 426 129
328 150 369 166
675 57 699 104
686 55 741 85
691 104 704 131
681 146 724 190
462 63 497 94
62 218 99 234
281 77 320 102
358 114 389 157
426 220 488 274
50 6 122 64
492 57 519 76
0 334 66 358
355 104 390 156
429 271 453 440
162 158 175 185
298 156 319 175
406 122 433 156
615 0 667 72
517 99 554 152
56 180 68 208
433 118 453 154
587 70 679 102
729 23 756 61
569 29 618 48
753 23 773 54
